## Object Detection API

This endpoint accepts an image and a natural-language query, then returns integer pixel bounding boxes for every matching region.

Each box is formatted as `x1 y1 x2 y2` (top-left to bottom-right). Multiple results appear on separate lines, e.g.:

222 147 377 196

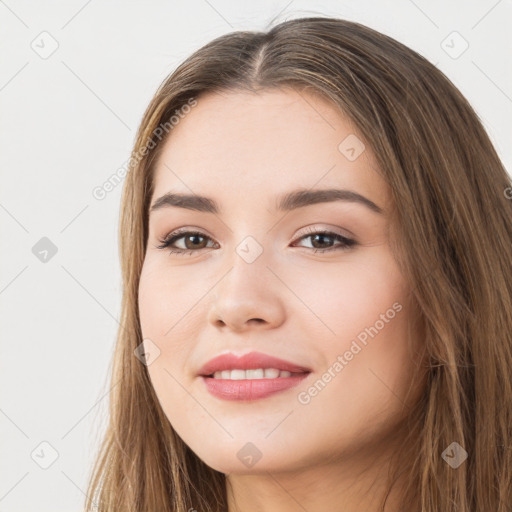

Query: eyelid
297 224 354 239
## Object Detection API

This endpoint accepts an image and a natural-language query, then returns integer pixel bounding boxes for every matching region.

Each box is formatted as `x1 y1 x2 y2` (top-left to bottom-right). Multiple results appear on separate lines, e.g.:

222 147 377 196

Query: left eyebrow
149 187 384 215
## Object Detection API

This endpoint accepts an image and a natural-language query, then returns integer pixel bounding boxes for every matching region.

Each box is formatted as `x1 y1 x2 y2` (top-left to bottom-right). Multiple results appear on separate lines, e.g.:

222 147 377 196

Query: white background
1 1 510 510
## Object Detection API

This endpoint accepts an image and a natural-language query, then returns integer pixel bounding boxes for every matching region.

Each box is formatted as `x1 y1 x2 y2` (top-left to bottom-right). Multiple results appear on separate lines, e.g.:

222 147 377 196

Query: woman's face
138 88 424 474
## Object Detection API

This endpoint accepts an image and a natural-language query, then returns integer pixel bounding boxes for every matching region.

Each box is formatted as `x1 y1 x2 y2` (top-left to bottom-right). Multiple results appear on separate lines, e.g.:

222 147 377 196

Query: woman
85 16 512 512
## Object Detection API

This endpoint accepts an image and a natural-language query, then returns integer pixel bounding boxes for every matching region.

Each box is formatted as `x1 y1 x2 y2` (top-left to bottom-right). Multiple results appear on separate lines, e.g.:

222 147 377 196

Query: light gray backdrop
1 1 510 510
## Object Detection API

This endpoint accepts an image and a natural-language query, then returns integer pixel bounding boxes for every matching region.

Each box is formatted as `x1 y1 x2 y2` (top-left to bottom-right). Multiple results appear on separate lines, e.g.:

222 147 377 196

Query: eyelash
156 226 357 256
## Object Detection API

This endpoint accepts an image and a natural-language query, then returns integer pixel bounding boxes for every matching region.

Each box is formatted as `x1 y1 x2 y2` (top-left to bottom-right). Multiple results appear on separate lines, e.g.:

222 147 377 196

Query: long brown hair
84 16 512 511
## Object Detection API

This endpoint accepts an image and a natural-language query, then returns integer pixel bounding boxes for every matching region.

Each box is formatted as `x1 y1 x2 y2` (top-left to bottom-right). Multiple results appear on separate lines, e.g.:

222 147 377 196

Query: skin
138 88 426 511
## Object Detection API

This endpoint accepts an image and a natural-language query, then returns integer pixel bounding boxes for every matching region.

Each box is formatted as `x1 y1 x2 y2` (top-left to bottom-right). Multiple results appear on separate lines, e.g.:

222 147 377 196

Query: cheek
138 260 166 337
138 258 205 340
291 248 406 342
293 249 414 410
286 271 415 459
138 260 207 410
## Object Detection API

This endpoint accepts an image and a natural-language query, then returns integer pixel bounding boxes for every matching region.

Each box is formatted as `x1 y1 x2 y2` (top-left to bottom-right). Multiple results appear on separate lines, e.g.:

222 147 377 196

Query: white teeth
211 368 298 380
246 369 264 379
264 368 280 379
229 369 246 380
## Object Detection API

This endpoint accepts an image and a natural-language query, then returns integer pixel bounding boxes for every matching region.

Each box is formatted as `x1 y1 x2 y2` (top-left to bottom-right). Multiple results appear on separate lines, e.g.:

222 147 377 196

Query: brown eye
293 229 357 253
156 230 216 255
180 233 209 250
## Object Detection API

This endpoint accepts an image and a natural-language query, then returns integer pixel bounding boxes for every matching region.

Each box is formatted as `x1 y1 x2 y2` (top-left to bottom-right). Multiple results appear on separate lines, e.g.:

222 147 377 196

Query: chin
189 441 297 475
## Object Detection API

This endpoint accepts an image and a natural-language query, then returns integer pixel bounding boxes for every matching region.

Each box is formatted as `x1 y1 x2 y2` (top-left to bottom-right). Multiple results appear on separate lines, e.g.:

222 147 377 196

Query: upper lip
197 351 312 376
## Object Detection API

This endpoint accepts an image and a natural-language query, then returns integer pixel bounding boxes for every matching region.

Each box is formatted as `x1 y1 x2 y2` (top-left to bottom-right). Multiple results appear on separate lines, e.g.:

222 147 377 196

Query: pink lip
201 373 310 401
197 351 312 376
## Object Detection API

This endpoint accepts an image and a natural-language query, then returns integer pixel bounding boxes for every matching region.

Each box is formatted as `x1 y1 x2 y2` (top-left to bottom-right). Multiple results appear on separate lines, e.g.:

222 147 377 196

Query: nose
207 256 286 332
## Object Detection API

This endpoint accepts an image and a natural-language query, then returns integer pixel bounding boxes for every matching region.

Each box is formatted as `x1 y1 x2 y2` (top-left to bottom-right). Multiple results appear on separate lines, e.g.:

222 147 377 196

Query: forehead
150 89 389 213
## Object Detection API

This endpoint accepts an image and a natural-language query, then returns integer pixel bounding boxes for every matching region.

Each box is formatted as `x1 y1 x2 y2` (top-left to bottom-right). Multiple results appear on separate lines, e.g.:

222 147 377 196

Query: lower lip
201 373 310 401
